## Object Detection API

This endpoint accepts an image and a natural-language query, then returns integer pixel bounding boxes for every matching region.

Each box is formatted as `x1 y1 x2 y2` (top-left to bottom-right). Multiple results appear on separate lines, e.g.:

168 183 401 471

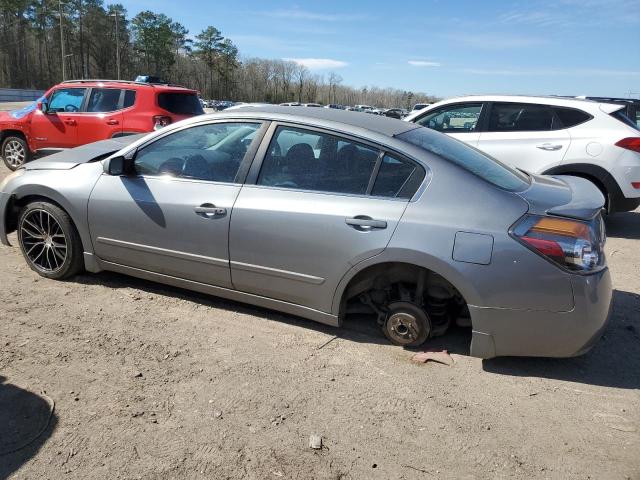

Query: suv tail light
615 137 640 153
152 115 172 130
511 215 606 273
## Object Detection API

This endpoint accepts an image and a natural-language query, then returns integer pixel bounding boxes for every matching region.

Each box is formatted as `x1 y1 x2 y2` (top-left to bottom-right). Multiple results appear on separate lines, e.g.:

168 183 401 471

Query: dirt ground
0 156 639 479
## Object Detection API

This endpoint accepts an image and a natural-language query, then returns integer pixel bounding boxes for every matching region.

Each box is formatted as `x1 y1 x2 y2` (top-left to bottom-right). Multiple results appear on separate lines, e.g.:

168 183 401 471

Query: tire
17 201 84 280
2 135 31 170
382 301 431 347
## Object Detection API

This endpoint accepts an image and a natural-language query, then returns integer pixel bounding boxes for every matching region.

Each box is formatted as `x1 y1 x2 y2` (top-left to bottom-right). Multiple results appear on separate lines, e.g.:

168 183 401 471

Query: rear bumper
469 268 612 358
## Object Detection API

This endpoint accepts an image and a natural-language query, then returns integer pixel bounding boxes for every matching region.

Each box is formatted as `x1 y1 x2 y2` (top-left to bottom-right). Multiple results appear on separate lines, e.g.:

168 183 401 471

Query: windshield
397 126 530 192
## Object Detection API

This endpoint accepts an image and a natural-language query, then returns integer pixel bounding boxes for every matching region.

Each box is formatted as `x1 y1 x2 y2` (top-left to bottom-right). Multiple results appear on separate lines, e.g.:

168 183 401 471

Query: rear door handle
536 143 563 151
106 119 119 125
194 204 227 217
345 216 387 230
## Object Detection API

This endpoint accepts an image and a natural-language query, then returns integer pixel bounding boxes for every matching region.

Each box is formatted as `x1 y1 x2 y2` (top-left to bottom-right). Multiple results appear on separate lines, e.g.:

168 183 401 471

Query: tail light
615 137 640 153
511 215 606 273
152 115 172 130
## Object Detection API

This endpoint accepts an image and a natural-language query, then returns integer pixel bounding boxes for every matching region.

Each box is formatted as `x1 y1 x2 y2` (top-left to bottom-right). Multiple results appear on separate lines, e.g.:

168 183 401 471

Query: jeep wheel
2 136 31 170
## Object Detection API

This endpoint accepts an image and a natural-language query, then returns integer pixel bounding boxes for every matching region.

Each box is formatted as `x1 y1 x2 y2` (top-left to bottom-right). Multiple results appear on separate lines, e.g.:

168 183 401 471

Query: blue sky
119 0 640 98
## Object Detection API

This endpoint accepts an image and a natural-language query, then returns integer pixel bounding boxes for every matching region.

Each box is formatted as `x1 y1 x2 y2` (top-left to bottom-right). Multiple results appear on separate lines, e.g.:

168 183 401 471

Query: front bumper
0 191 12 246
469 268 612 358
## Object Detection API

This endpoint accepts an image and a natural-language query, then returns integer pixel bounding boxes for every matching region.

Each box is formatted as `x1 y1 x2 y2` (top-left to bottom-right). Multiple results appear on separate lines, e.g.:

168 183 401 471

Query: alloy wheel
3 139 26 169
20 209 68 273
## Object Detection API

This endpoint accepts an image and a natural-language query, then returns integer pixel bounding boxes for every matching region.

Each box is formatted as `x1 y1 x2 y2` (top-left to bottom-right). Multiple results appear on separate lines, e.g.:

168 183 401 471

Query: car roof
207 105 418 137
58 79 197 92
430 94 622 111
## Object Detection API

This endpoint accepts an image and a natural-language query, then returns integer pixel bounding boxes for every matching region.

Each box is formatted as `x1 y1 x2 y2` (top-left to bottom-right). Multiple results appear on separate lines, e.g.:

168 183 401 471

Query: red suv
0 79 204 170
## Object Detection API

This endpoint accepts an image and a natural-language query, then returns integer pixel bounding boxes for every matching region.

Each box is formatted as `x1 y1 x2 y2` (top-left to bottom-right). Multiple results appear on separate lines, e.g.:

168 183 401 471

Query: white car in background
405 95 640 213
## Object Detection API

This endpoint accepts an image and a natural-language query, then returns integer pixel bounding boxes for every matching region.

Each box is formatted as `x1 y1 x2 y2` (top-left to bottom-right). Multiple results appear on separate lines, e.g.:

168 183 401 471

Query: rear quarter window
553 107 592 128
158 92 204 115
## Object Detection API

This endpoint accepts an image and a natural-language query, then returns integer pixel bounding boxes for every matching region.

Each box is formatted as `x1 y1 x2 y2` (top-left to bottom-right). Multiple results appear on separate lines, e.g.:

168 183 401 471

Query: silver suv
0 107 611 358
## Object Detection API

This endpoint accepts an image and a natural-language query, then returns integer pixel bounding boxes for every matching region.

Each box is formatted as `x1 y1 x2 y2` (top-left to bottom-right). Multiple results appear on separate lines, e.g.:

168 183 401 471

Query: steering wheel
64 104 79 112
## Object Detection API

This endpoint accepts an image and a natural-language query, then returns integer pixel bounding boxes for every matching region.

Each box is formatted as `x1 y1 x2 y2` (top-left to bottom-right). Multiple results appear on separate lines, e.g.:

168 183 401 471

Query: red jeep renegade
0 79 204 170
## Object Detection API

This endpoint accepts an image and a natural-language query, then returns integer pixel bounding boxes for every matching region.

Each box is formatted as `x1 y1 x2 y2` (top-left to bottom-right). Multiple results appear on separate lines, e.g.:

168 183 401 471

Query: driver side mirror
37 100 48 113
104 155 135 176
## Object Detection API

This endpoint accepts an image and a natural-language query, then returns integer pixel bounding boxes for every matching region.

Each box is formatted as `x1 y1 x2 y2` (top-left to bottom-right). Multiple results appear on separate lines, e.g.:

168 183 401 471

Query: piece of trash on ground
412 350 454 366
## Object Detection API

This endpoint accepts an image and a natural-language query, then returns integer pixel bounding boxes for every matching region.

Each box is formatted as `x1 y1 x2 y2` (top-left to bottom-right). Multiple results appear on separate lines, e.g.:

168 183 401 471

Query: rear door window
258 126 379 195
86 88 122 112
552 107 592 128
158 92 204 115
415 103 482 132
488 103 554 132
123 90 136 108
47 88 86 113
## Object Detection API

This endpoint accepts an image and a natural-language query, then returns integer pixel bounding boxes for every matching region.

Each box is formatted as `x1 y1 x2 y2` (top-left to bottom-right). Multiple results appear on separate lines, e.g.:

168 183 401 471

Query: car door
229 124 426 312
76 87 124 143
412 102 484 146
29 87 86 149
476 102 571 173
88 121 265 288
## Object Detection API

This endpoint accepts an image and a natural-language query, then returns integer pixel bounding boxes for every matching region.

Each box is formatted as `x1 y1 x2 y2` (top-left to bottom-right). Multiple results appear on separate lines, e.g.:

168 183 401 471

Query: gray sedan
0 107 611 358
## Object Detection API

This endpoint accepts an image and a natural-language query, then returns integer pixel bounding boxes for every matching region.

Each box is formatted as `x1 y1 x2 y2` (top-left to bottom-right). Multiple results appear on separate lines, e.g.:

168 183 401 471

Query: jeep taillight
511 215 606 273
152 115 172 130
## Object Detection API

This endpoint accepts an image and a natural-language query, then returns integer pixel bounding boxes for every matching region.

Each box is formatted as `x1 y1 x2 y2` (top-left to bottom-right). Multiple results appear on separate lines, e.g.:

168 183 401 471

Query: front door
29 87 86 149
477 102 571 173
88 121 263 288
229 125 425 313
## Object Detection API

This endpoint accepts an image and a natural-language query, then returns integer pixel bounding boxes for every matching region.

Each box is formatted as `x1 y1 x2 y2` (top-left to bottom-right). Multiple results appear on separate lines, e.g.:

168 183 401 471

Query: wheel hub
388 312 420 343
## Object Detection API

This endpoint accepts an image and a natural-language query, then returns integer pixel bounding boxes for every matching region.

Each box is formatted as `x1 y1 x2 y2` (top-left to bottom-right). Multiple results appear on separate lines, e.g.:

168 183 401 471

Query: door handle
64 119 77 126
106 119 119 125
345 216 387 230
194 204 226 217
536 143 563 151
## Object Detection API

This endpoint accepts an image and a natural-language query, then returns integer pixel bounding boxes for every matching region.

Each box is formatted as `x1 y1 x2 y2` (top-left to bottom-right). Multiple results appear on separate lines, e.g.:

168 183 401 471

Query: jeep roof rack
60 79 189 88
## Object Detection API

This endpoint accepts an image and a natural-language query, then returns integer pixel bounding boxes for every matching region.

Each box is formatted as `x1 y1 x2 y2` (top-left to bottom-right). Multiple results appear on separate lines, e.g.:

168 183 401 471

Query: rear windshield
157 92 204 115
397 127 530 192
610 109 640 131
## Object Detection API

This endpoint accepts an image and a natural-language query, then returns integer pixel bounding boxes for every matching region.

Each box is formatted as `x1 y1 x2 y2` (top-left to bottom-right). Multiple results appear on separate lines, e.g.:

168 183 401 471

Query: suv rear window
398 127 530 192
158 92 204 115
553 107 592 128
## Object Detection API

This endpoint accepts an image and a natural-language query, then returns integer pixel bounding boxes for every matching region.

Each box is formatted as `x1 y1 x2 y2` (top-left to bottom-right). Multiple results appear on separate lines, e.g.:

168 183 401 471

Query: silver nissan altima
0 107 612 358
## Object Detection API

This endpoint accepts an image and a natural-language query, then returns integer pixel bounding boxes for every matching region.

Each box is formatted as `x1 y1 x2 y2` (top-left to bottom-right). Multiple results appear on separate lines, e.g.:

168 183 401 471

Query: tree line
0 0 438 108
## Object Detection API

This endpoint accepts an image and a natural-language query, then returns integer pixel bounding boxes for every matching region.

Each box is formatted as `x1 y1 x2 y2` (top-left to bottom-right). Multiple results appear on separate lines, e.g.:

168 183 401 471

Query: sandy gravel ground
0 144 639 479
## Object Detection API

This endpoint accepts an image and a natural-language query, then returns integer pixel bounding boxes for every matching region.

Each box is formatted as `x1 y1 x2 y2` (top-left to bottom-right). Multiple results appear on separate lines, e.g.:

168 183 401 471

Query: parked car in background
280 102 302 106
383 108 405 119
303 103 323 107
354 104 374 112
0 106 610 358
0 79 204 170
325 104 346 109
411 103 431 112
405 95 640 213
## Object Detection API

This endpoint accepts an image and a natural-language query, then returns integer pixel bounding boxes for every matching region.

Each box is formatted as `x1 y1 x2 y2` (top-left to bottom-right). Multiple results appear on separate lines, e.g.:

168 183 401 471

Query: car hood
517 173 605 220
24 135 143 171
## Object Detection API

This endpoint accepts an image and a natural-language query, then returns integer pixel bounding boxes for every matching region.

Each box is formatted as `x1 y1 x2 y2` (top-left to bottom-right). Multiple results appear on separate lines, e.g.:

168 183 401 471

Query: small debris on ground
412 350 454 366
309 434 322 449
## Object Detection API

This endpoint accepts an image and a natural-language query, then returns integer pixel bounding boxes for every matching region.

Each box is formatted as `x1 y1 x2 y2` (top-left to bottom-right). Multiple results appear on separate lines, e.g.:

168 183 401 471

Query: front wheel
17 202 84 280
2 136 31 170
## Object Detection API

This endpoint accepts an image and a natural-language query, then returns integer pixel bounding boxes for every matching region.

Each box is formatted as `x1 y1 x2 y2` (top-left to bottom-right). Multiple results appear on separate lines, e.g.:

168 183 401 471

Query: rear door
229 124 426 313
88 121 264 288
477 102 571 173
412 102 484 146
76 87 124 144
29 87 86 149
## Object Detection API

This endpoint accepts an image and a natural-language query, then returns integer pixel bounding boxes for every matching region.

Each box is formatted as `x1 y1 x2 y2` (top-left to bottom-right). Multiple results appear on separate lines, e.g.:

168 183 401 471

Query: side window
372 154 425 199
134 122 260 182
258 126 379 195
488 103 553 132
86 88 122 113
416 103 482 132
553 107 592 128
47 88 86 113
123 90 136 108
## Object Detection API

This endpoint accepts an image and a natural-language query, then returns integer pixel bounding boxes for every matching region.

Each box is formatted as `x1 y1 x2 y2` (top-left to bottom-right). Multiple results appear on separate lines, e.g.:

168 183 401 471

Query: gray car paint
0 107 611 358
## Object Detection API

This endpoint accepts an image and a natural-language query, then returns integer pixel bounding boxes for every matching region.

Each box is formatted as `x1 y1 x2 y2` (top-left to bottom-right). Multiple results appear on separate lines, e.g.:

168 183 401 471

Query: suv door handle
106 119 119 125
194 204 226 217
64 119 77 126
346 216 387 230
536 143 563 151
